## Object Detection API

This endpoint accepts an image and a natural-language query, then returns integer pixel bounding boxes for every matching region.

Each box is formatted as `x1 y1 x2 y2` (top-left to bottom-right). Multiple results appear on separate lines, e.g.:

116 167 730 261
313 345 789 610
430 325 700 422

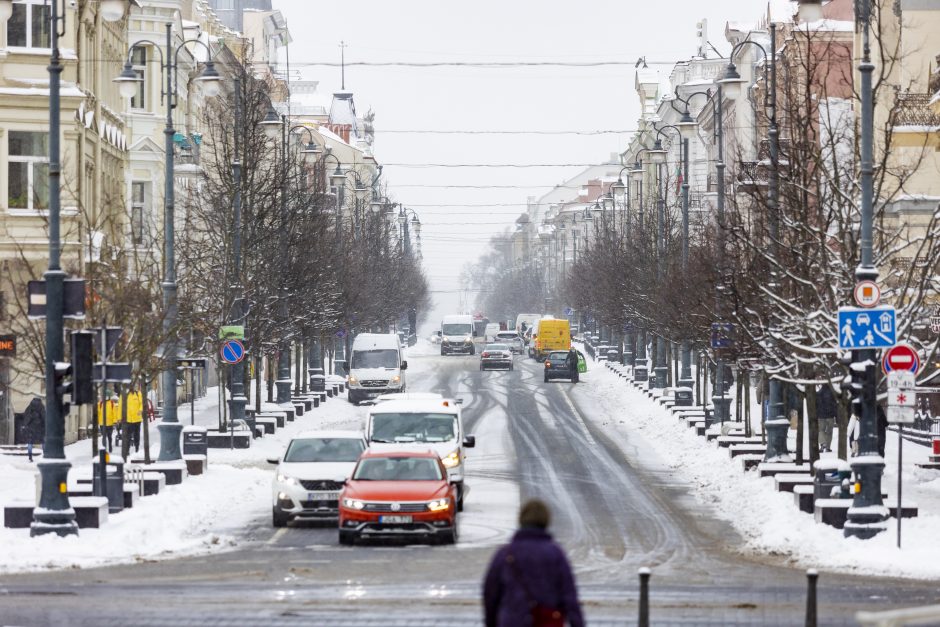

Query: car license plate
308 491 339 500
379 515 412 524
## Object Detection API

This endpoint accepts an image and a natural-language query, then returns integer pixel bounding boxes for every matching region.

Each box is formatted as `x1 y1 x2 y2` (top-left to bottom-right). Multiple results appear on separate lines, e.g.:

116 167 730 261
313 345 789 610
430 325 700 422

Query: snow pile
579 364 940 580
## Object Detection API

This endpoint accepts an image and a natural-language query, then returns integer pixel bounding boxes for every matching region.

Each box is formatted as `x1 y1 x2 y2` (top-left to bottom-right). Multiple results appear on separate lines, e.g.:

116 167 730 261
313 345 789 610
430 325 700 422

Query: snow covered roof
329 91 360 138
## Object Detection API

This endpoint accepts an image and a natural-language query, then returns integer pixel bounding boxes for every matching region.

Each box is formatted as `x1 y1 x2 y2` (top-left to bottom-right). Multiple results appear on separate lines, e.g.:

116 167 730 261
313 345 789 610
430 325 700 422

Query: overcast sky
274 0 764 328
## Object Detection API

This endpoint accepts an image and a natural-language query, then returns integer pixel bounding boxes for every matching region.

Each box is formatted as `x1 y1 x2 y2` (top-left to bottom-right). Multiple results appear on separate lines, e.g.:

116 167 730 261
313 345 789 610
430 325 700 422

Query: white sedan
268 430 367 527
480 344 514 371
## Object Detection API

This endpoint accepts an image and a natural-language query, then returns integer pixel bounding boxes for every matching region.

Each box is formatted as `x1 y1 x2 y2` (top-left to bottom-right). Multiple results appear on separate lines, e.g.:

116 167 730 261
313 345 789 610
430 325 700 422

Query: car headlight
390 375 401 384
441 450 461 468
277 473 298 486
464 336 472 344
426 498 451 512
342 498 366 510
348 375 359 386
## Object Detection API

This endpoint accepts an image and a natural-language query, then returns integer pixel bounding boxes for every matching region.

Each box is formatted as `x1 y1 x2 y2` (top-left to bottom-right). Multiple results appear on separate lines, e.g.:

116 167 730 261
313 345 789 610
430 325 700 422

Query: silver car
495 331 524 354
480 344 514 370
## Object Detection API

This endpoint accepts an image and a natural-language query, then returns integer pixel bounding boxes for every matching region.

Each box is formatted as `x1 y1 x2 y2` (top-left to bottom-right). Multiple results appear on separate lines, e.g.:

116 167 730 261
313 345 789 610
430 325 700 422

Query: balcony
894 93 940 127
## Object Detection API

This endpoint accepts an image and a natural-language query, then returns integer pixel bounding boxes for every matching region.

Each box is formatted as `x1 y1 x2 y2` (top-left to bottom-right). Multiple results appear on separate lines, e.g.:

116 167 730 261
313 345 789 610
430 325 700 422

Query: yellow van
532 319 570 360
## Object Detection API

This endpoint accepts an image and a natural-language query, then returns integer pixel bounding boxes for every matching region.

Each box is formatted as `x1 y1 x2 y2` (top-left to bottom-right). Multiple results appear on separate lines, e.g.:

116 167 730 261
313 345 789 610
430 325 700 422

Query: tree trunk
142 377 151 464
743 372 751 438
836 394 849 461
806 384 820 471
795 383 805 465
266 354 274 403
255 354 263 413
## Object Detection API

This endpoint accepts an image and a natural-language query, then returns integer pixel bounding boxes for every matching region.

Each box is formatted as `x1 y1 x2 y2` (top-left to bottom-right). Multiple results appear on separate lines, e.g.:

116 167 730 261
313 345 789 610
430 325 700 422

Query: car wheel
573 375 580 383
439 523 458 545
272 506 289 528
544 375 549 383
509 363 514 371
479 364 484 371
338 530 355 546
456 485 465 512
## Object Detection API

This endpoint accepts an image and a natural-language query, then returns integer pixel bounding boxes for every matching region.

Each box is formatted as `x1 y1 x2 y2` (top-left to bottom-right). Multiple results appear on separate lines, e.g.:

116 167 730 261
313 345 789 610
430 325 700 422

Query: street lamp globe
796 0 824 21
411 216 421 234
114 62 141 99
649 140 668 164
602 194 614 213
260 107 283 139
718 63 746 100
630 161 644 183
300 141 321 156
398 211 407 226
677 109 698 140
196 61 222 98
611 178 627 206
99 0 128 22
329 166 346 189
370 198 384 214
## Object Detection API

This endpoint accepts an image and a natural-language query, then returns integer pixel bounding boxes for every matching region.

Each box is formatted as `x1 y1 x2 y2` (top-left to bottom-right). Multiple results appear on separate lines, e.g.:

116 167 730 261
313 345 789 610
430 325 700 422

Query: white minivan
365 395 476 510
346 333 407 404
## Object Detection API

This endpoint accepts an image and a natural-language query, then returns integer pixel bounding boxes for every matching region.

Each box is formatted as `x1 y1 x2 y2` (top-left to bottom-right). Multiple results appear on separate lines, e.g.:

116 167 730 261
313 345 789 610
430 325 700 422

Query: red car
338 450 458 545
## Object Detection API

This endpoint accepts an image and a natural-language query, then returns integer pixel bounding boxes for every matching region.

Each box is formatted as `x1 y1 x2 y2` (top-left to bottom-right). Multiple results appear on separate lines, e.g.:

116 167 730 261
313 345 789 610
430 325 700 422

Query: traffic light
840 350 863 415
69 331 94 405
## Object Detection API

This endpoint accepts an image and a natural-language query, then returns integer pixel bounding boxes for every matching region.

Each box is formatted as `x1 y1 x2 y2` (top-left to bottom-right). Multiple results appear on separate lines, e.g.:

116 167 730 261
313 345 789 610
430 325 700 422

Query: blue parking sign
837 306 896 349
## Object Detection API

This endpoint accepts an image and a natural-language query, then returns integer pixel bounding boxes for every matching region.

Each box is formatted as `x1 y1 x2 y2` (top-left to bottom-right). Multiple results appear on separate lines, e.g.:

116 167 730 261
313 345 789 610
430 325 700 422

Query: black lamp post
115 23 222 463
647 131 670 390
718 22 788 461
629 150 653 383
2 0 135 538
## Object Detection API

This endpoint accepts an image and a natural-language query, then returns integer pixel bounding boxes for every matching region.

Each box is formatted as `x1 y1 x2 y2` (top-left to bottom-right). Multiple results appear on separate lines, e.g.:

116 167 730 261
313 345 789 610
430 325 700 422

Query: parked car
338 450 458 545
268 430 368 527
365 397 475 510
494 331 524 354
480 343 513 371
544 350 579 383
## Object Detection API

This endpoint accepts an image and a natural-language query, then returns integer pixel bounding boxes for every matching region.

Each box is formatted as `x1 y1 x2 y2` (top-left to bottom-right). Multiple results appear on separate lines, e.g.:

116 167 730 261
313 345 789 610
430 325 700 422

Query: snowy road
2 349 940 625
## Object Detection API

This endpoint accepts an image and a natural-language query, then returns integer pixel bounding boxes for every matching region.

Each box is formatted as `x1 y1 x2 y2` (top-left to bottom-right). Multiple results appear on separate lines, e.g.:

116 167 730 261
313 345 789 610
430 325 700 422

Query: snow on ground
0 386 366 574
576 357 940 580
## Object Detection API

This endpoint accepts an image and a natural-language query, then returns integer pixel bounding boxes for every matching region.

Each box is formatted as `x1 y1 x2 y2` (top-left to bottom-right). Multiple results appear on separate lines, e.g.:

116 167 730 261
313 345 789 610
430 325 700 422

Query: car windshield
371 412 457 443
549 353 569 363
442 323 472 335
350 349 399 369
497 333 518 340
485 344 509 351
283 437 364 463
353 456 443 481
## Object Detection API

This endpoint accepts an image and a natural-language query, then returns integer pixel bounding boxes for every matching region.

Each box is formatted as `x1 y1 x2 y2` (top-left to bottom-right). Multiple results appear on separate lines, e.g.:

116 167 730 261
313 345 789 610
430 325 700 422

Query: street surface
2 348 939 625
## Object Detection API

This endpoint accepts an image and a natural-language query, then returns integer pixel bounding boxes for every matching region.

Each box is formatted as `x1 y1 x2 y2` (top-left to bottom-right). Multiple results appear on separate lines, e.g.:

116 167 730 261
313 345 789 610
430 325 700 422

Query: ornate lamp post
0 0 136 538
115 23 222 462
647 133 669 390
718 22 787 461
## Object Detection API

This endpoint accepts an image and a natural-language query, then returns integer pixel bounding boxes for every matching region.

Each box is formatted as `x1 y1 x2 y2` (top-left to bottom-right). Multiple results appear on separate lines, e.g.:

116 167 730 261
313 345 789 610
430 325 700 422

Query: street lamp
796 0 823 22
0 0 134 537
720 24 788 461
673 87 732 421
629 148 654 383
844 0 887 540
226 76 248 435
115 24 222 463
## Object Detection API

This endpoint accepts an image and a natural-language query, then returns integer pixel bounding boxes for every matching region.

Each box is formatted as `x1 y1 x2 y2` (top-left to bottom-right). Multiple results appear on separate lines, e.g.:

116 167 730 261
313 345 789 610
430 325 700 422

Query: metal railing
894 93 940 127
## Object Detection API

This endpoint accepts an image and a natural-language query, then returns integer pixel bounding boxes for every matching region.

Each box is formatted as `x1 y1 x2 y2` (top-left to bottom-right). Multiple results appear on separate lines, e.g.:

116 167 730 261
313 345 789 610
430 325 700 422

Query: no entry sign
882 343 919 375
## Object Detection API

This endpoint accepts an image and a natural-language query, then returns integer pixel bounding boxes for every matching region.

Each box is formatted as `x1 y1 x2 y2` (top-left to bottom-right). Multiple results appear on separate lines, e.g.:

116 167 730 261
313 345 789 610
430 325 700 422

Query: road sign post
886 369 915 550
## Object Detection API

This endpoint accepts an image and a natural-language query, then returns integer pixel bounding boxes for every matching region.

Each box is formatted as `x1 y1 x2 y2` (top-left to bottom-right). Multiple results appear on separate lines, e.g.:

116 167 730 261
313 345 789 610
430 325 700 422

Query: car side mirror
437 330 442 336
400 361 408 370
463 435 476 448
342 362 350 373
266 457 280 465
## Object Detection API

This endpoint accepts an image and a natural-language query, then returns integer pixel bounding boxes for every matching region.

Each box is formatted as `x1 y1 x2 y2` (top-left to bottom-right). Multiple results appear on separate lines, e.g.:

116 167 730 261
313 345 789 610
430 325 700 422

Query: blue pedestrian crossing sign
837 306 896 349
220 339 246 364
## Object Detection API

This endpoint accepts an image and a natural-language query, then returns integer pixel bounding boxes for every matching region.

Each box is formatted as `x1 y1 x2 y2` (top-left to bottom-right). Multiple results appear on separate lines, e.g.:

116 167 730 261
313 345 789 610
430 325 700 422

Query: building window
130 181 148 244
7 1 50 49
130 47 146 110
215 0 235 9
8 131 48 211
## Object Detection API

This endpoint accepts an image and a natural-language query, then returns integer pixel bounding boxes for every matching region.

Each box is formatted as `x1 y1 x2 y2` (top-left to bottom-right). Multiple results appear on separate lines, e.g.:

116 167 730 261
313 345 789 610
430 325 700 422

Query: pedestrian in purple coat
483 499 584 627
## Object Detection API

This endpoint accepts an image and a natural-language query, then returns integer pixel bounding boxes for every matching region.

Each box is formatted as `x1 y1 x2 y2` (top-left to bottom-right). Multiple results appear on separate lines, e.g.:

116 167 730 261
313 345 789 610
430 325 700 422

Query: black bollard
805 568 818 627
638 567 651 627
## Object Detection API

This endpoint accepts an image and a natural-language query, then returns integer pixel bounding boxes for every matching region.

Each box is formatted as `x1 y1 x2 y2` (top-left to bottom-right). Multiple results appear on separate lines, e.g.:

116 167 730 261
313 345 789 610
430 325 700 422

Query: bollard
96 449 108 497
805 568 818 627
638 567 651 627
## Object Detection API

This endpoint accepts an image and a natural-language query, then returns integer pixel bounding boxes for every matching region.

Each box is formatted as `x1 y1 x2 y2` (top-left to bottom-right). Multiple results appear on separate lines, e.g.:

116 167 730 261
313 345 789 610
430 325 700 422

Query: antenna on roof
339 40 348 90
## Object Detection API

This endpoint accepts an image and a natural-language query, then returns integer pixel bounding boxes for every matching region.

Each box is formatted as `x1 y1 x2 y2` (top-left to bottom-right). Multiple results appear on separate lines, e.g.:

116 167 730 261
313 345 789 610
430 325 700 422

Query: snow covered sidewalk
572 359 940 580
0 386 364 574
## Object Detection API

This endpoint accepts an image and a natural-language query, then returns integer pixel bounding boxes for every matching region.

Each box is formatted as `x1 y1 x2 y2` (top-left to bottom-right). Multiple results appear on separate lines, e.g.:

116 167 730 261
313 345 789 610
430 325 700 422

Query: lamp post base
651 366 668 390
30 458 78 537
675 377 694 406
622 349 634 368
763 419 791 461
844 455 888 539
157 422 184 462
228 394 247 428
634 365 648 382
276 379 292 404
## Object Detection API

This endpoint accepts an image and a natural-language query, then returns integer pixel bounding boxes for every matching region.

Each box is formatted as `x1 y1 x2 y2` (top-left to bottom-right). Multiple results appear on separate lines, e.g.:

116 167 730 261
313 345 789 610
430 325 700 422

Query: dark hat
518 498 551 529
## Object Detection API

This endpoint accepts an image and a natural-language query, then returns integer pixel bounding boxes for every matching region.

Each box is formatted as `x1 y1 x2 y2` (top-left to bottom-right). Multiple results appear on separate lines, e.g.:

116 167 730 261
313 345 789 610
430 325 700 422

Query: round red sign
882 343 919 374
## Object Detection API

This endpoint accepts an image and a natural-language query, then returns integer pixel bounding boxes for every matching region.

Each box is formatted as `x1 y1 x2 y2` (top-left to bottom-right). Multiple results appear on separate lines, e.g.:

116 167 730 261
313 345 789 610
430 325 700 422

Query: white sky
274 0 764 325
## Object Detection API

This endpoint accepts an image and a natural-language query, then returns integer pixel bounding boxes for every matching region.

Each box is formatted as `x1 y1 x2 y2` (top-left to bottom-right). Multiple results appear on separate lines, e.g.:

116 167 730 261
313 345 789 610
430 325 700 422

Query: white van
515 313 541 336
365 395 476 510
346 333 407 404
440 314 476 355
